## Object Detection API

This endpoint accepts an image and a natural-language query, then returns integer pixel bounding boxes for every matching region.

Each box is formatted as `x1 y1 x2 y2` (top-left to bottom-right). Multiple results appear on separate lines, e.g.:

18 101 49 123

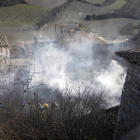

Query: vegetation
120 23 140 35
0 65 119 140
0 4 50 28
85 15 91 21
105 0 126 10
0 88 118 140
0 0 27 7
80 0 105 5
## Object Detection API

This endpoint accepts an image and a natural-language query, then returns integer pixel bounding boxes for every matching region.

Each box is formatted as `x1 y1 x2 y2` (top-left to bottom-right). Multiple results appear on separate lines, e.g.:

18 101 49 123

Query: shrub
85 15 91 21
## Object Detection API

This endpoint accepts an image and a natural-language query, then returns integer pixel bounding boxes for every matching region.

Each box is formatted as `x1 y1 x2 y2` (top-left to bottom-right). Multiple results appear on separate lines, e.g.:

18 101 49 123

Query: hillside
118 0 140 19
0 0 27 7
25 0 67 8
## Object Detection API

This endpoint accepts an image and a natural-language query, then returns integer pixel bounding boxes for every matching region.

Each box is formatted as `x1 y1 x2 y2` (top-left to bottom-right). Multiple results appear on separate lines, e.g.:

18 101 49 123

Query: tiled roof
0 35 9 47
115 49 140 63
63 30 107 45
64 30 89 41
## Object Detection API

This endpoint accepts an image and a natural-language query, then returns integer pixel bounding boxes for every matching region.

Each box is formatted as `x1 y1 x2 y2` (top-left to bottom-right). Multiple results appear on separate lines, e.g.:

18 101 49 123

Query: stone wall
113 63 140 139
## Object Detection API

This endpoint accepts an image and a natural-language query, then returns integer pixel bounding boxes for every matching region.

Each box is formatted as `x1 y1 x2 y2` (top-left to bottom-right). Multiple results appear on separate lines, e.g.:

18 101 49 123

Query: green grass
106 0 126 10
83 0 105 4
81 0 126 10
0 4 51 28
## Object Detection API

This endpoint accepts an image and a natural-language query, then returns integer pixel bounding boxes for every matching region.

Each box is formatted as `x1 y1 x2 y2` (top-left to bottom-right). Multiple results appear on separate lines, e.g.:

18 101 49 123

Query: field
25 0 67 8
0 4 51 28
82 0 126 9
41 0 140 43
105 0 126 10
0 0 140 45
82 0 105 4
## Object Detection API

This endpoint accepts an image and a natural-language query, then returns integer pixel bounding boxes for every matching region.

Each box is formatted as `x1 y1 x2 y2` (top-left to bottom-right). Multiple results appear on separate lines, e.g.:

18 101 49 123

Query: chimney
75 21 79 27
94 33 97 38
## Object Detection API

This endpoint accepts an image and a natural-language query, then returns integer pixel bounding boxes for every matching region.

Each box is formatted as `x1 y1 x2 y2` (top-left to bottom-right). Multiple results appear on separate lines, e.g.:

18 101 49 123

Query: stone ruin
113 49 140 140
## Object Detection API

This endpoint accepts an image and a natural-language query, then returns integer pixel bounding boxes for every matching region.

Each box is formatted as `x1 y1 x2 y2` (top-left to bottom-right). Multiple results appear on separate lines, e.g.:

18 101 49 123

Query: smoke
27 39 127 107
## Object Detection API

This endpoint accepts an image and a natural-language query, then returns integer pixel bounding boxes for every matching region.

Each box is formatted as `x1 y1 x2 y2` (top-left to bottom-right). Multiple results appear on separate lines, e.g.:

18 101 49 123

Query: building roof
15 40 54 58
0 35 9 47
115 49 140 63
64 30 89 41
62 30 107 45
55 23 107 45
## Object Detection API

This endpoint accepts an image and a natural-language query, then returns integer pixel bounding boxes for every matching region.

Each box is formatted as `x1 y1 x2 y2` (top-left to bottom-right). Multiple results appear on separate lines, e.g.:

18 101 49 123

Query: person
39 102 50 115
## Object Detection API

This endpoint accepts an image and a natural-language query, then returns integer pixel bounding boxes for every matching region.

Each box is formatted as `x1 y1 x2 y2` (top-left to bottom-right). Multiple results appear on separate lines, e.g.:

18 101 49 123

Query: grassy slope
106 0 126 10
83 0 126 9
25 0 66 8
42 0 139 42
0 4 50 28
84 0 105 4
118 0 140 19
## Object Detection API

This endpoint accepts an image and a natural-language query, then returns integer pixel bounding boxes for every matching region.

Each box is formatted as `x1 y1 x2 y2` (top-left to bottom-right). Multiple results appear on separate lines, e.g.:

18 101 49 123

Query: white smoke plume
28 40 127 107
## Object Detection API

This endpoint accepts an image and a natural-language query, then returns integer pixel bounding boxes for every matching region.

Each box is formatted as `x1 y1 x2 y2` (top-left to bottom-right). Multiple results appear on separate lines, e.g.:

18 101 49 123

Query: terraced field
0 4 50 28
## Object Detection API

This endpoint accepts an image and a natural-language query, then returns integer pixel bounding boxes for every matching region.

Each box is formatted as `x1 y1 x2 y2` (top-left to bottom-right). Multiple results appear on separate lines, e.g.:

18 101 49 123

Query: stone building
55 22 107 45
113 49 140 140
10 39 57 59
0 35 10 59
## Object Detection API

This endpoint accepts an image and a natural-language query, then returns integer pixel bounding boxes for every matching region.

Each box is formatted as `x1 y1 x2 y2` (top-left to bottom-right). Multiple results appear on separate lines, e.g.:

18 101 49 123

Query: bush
0 87 109 139
0 62 118 140
85 15 91 21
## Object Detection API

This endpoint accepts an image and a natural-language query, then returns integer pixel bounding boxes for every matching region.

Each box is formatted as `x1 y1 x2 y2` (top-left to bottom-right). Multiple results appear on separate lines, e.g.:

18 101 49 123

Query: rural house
0 35 10 60
55 22 107 45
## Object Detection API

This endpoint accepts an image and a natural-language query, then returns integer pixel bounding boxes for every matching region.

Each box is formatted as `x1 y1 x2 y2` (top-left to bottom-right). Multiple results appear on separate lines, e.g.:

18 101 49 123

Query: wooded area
0 0 27 7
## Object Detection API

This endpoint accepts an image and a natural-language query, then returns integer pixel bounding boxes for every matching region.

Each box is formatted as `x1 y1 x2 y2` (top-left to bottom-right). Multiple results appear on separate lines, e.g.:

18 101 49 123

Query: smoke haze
26 40 128 107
